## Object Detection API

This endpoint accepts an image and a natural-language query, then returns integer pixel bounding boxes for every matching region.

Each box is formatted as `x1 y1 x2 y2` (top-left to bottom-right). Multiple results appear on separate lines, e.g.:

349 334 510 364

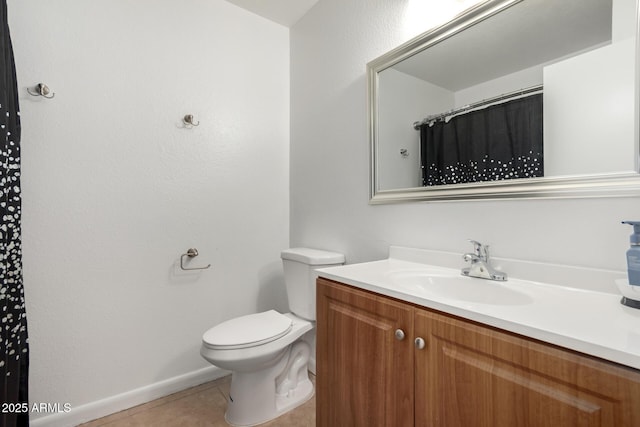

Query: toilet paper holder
180 248 211 271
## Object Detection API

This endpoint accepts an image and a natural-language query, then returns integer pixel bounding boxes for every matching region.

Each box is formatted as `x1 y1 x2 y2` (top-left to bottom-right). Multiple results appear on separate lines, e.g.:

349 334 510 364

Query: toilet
200 248 345 426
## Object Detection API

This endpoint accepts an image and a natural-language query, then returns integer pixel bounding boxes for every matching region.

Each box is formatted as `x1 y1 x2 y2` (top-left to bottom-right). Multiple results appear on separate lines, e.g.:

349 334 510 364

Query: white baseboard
31 366 228 427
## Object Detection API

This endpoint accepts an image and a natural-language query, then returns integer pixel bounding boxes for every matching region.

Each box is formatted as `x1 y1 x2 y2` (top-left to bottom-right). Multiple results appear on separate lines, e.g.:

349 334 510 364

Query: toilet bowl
201 311 313 426
200 248 345 426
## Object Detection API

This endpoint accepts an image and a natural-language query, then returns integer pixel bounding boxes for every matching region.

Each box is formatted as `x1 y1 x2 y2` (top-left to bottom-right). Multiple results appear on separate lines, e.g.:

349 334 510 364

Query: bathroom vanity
315 248 640 427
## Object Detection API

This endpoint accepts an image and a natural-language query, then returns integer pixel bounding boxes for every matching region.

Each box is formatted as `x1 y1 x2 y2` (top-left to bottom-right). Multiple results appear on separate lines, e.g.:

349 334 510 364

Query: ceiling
393 0 613 91
225 0 613 87
224 0 319 27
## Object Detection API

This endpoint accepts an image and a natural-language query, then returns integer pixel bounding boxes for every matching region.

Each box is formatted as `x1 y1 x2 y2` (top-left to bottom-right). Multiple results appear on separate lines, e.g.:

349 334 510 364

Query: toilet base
275 377 313 415
225 340 313 426
225 379 313 427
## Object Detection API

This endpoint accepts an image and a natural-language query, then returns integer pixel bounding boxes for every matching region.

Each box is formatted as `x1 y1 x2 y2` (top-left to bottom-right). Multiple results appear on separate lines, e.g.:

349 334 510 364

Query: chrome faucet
461 240 507 281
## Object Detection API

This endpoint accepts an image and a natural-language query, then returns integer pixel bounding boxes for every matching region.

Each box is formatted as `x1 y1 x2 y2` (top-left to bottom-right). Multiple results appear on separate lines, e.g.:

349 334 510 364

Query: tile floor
78 375 315 427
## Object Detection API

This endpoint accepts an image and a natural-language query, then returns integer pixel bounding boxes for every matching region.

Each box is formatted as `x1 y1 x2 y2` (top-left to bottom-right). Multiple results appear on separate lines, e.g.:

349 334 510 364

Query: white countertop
317 248 640 370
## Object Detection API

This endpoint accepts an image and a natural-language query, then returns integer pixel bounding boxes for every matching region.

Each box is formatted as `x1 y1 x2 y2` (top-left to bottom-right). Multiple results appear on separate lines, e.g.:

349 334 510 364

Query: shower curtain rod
412 84 543 129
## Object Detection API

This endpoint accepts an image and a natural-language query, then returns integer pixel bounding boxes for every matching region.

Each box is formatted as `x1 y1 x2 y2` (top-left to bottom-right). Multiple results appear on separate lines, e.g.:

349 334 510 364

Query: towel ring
27 83 55 99
180 248 211 271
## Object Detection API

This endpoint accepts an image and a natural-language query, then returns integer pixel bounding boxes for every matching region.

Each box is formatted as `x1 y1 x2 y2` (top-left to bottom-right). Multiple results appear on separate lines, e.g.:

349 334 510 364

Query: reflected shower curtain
0 1 29 426
420 94 543 186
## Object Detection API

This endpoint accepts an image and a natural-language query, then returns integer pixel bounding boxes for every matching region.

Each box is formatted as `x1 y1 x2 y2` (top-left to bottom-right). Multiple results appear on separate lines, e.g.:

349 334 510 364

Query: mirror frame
368 0 640 204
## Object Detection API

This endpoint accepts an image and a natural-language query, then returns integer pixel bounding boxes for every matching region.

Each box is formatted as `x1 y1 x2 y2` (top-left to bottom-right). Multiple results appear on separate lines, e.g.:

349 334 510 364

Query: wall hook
183 114 199 127
180 248 211 271
27 83 55 99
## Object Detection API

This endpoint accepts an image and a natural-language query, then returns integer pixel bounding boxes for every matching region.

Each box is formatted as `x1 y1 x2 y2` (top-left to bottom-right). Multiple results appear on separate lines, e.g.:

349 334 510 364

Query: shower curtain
419 94 543 186
0 1 29 426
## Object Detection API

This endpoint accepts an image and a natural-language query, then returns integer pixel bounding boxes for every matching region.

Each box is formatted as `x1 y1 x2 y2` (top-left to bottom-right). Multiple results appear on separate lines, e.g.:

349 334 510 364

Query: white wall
454 64 542 107
290 0 640 273
544 38 636 176
378 69 452 190
9 0 290 424
544 0 637 176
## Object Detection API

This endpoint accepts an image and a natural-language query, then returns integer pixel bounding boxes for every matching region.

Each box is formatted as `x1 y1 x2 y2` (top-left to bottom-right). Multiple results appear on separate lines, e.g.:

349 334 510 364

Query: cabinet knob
414 337 426 350
394 329 406 341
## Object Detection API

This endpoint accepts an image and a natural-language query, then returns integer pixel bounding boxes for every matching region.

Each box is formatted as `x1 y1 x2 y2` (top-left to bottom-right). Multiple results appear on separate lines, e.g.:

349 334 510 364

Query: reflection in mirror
369 0 639 202
415 90 544 187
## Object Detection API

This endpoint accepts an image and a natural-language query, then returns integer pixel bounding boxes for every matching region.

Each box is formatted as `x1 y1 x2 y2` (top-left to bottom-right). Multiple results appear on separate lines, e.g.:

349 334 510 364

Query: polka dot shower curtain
419 94 544 187
0 1 29 426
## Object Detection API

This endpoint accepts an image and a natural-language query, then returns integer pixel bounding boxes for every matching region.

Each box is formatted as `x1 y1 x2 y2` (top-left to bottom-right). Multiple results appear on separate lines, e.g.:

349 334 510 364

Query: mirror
368 0 640 203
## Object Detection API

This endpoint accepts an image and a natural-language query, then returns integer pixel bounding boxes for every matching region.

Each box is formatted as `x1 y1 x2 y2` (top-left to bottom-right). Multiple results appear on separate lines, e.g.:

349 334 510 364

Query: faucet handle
467 239 488 260
483 245 491 261
467 239 483 255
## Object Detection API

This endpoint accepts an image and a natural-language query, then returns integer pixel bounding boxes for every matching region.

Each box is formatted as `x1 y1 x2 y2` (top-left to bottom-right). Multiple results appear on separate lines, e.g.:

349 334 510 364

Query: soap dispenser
619 221 640 308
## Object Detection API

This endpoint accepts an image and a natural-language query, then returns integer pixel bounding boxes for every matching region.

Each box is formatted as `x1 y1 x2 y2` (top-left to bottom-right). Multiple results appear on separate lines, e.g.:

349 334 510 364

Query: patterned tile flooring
78 375 315 427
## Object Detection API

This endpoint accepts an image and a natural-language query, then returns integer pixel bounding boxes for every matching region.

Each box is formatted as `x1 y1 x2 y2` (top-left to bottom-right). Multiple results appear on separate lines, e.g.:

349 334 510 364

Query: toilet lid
202 310 293 350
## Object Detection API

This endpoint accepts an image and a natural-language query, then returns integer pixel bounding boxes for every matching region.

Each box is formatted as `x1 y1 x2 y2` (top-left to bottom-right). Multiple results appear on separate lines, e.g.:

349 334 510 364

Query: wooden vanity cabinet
316 277 640 427
316 277 415 426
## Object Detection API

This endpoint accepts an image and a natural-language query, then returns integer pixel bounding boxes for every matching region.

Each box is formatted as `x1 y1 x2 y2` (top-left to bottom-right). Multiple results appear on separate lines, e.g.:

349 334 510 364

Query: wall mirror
368 0 640 203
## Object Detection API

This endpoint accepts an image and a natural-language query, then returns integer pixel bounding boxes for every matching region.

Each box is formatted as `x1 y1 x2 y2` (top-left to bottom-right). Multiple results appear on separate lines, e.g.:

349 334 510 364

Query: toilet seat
202 310 293 350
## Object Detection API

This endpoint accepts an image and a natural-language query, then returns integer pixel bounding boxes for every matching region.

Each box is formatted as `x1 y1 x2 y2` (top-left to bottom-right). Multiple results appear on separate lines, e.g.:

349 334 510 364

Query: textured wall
9 0 289 422
290 0 640 271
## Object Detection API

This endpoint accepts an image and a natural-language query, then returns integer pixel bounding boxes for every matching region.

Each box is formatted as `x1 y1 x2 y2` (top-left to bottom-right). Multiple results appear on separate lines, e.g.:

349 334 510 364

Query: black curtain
0 1 29 426
420 94 543 186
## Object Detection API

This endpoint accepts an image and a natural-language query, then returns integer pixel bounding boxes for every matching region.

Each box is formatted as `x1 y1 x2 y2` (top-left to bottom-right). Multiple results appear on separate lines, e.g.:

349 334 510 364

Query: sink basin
387 270 534 306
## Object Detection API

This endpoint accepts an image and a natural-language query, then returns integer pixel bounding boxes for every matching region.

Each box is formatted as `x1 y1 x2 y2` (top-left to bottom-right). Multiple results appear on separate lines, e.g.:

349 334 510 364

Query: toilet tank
281 248 345 321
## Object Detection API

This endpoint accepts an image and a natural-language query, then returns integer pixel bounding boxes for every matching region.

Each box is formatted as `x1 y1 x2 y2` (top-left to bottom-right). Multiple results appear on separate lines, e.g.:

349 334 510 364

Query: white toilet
200 248 345 426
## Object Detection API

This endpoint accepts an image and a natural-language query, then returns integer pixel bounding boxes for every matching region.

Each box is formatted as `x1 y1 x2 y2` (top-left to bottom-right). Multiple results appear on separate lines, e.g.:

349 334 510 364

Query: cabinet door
316 278 414 427
415 308 640 427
